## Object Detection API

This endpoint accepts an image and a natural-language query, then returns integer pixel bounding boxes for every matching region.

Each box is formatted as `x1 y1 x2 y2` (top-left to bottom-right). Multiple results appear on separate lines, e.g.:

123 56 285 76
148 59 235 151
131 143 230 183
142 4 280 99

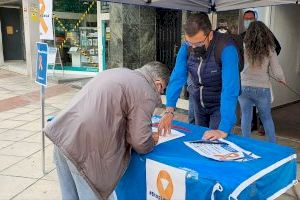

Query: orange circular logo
156 170 174 200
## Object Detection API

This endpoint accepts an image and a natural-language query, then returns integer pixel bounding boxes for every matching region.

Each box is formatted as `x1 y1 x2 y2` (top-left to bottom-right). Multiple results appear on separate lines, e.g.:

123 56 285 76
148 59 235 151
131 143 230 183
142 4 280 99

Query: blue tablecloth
116 120 297 200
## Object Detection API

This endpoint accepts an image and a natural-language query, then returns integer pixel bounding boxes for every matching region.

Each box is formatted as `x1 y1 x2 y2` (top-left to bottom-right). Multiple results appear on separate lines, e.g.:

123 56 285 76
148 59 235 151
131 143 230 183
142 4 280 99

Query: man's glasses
184 33 209 48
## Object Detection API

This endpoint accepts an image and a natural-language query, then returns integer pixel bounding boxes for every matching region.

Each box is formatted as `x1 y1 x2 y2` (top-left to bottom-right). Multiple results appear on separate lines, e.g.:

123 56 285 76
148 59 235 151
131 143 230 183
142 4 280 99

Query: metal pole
41 85 46 174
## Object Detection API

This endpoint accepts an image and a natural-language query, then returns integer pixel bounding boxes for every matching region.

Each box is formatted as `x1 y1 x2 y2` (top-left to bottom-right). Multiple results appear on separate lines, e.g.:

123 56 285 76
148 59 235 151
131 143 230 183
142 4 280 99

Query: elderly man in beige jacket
44 61 170 200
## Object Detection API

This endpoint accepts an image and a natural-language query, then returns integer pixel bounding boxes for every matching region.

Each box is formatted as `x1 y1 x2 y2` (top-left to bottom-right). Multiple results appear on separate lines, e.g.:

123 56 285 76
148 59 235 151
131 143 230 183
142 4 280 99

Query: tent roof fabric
99 0 298 12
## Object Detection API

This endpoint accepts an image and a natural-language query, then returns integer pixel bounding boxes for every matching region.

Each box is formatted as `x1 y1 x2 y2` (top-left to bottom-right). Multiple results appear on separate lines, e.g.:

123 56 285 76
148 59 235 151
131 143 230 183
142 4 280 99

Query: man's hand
152 132 159 145
203 130 228 140
158 107 174 136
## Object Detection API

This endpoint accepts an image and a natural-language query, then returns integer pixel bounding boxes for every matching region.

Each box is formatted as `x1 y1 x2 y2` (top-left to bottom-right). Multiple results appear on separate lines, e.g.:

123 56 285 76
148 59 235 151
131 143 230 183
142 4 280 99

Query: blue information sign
36 42 48 86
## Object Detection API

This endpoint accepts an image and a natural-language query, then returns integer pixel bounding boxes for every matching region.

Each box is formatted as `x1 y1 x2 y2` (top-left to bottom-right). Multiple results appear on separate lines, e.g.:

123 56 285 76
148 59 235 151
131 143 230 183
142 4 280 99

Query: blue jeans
190 95 221 129
238 86 276 143
54 146 117 200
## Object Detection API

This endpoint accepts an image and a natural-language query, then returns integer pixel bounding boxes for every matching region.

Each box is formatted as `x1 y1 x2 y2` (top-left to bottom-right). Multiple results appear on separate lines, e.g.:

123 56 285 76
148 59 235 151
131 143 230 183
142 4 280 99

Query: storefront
46 0 110 76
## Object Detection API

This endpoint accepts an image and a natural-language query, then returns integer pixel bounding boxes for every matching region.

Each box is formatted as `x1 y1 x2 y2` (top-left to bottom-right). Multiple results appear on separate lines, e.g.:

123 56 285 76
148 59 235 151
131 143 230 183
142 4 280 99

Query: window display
80 27 98 67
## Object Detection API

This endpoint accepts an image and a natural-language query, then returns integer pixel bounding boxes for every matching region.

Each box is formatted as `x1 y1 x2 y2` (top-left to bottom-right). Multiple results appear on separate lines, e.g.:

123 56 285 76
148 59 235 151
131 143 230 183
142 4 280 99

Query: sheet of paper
184 139 260 162
152 127 185 145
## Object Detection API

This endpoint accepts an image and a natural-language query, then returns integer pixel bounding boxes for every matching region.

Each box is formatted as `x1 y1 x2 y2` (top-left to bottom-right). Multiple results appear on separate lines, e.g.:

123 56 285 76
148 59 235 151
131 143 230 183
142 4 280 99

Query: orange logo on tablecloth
156 170 174 200
38 0 48 33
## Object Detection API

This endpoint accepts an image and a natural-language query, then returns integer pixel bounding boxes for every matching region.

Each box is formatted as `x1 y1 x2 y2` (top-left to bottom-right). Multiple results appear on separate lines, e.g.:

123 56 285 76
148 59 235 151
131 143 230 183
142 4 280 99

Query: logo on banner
39 0 48 33
156 170 174 199
38 0 53 40
146 159 186 200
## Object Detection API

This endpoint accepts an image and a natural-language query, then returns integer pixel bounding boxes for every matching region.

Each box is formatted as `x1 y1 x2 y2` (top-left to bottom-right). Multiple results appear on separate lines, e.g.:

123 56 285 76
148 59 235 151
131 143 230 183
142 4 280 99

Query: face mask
189 45 207 59
244 20 254 30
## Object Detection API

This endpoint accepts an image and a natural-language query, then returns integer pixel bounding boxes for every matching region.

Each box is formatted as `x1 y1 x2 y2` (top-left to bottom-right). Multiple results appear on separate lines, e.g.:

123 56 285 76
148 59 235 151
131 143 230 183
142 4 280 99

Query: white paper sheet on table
152 127 185 145
184 139 260 162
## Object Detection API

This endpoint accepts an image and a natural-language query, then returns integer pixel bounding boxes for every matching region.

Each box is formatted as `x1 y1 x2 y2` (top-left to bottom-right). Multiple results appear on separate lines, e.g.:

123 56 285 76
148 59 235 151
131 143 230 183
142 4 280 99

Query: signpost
36 42 48 174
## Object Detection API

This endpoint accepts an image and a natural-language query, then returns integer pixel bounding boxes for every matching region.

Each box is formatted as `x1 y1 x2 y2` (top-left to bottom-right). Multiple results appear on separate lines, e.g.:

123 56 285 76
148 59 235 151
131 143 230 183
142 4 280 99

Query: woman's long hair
244 21 275 67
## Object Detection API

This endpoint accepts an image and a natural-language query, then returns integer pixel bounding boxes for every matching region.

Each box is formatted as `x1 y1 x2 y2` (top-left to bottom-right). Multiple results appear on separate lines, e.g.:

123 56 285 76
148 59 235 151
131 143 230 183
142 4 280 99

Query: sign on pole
36 42 48 86
48 47 57 66
36 42 48 174
39 0 54 40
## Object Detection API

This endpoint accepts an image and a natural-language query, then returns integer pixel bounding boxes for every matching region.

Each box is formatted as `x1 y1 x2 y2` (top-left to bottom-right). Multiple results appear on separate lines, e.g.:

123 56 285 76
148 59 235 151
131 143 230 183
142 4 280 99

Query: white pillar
97 1 103 72
209 12 218 30
256 7 271 27
97 2 110 72
0 20 4 66
22 0 40 77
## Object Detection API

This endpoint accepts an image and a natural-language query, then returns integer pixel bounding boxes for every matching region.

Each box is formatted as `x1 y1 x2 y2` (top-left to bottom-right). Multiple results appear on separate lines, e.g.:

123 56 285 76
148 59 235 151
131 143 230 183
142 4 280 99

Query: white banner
146 159 186 200
39 0 54 40
47 47 57 65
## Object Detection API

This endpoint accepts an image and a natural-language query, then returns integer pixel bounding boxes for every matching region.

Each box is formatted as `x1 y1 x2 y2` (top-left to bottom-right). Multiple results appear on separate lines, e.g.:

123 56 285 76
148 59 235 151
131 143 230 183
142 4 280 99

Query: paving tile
0 120 27 129
15 120 41 132
1 145 55 179
11 114 40 122
0 112 20 120
22 132 52 145
0 130 36 142
282 182 300 197
13 179 61 200
276 193 297 200
24 104 41 109
9 107 35 114
0 155 24 172
0 94 16 100
0 128 9 133
45 109 60 115
0 141 41 157
42 169 58 182
0 140 14 149
27 109 43 115
0 175 36 199
294 184 300 197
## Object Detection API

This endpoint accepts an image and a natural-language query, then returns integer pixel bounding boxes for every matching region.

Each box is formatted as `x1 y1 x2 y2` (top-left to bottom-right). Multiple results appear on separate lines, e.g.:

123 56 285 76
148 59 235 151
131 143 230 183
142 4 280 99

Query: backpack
186 32 244 95
186 32 244 72
215 33 244 73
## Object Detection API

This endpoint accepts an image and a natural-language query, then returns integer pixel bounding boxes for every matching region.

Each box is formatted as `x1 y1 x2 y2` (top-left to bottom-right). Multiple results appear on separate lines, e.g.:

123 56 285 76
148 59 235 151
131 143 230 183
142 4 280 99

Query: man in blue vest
158 13 240 140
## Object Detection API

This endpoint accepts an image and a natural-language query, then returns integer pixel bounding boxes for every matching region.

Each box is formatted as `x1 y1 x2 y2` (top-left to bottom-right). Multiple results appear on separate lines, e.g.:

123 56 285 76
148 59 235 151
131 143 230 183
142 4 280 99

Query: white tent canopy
100 0 298 12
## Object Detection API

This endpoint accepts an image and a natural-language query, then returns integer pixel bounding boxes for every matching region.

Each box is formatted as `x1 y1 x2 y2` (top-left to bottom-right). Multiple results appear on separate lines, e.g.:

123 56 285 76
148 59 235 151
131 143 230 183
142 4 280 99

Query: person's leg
238 87 254 138
209 108 221 130
192 96 209 127
53 146 79 200
188 95 195 124
65 156 101 200
65 156 118 200
258 117 265 135
253 88 276 143
252 106 258 131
